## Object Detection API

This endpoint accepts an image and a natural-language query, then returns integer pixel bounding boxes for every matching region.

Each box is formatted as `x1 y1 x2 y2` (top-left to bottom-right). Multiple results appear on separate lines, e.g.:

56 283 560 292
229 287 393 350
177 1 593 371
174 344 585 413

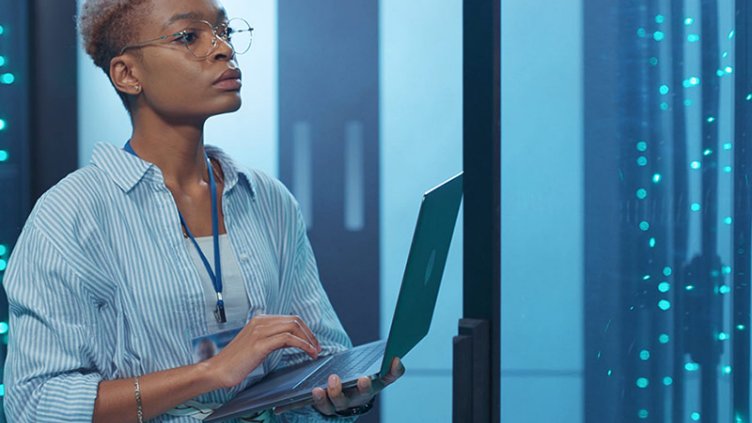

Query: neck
129 110 209 190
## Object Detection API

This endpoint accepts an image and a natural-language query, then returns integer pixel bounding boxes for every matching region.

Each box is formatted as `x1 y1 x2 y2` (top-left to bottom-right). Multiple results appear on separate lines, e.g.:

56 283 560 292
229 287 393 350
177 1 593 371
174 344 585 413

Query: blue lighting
685 362 700 372
0 322 8 335
0 73 15 85
726 66 734 74
636 377 649 388
659 85 669 95
638 409 649 419
0 259 6 271
636 189 647 200
690 160 702 169
718 332 729 340
723 366 732 375
639 221 650 231
658 333 670 344
691 412 701 421
684 17 694 25
663 266 672 276
723 266 732 275
658 300 671 311
639 350 650 360
724 166 733 173
719 285 731 294
688 34 700 42
729 30 736 39
653 31 665 41
655 14 664 24
683 77 700 87
707 116 716 123
658 282 670 293
724 142 733 150
0 150 8 162
691 203 701 212
725 216 733 225
636 141 647 151
649 237 656 248
0 56 5 67
0 118 6 131
652 173 662 183
0 25 4 35
636 27 647 38
637 156 648 166
0 244 6 256
663 376 673 386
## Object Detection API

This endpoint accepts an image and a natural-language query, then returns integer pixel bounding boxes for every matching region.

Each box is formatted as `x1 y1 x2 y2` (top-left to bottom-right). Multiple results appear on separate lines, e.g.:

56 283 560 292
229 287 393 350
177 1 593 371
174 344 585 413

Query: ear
109 55 143 96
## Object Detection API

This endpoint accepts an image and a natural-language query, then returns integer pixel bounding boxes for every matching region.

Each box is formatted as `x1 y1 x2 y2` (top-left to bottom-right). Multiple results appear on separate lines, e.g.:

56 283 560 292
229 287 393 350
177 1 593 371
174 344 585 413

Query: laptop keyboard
296 341 386 391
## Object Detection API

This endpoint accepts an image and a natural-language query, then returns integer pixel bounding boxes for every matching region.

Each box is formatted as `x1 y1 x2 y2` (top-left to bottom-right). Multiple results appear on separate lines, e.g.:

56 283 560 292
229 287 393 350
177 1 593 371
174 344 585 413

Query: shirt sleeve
3 223 102 422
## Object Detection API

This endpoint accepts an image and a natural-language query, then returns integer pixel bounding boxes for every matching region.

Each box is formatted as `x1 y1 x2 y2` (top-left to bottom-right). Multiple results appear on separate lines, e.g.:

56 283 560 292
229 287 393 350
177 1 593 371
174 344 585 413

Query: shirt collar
90 142 257 197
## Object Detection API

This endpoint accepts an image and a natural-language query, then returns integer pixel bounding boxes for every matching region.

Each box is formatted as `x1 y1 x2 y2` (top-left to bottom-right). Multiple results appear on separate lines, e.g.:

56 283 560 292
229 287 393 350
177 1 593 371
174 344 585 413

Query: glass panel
502 0 741 421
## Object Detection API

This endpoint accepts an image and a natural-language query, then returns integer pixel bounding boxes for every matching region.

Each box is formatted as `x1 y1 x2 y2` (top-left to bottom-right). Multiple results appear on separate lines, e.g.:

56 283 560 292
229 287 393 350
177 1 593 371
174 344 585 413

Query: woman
2 0 402 421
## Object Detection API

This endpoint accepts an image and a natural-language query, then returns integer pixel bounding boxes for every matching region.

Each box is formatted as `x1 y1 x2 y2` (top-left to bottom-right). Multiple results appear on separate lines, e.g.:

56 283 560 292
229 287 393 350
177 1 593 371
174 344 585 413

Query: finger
290 317 321 353
255 317 318 351
382 357 405 385
357 376 372 395
327 374 349 411
263 333 319 359
311 387 336 416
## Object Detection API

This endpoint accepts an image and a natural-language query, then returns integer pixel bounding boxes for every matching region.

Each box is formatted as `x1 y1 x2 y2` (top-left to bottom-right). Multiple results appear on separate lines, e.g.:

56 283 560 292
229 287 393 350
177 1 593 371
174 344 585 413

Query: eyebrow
163 7 227 30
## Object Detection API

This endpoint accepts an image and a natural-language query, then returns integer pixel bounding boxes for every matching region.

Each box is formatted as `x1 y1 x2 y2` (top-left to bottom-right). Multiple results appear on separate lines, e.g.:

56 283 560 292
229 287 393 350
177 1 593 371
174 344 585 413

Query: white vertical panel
344 121 364 231
77 0 278 176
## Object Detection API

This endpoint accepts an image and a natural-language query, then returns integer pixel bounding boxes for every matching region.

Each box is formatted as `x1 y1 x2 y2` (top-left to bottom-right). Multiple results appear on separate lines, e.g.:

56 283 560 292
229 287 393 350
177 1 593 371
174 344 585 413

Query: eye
175 30 199 44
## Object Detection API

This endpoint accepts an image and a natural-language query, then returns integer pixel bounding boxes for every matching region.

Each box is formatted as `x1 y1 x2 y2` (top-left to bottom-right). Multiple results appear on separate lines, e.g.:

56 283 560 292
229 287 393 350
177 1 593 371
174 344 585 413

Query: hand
206 315 321 389
310 357 405 416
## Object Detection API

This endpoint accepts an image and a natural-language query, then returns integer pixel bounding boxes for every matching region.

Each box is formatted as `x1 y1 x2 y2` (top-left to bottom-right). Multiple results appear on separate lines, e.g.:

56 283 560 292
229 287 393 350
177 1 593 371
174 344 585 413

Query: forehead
144 0 227 32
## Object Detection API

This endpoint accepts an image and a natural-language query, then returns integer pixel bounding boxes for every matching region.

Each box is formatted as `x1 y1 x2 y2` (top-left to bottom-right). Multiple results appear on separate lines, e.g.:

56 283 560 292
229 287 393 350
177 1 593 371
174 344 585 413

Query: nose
211 36 235 62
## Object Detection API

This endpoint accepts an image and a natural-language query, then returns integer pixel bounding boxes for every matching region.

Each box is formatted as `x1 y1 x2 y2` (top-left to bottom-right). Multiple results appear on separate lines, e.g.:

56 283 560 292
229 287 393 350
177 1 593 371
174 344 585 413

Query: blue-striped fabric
3 142 353 422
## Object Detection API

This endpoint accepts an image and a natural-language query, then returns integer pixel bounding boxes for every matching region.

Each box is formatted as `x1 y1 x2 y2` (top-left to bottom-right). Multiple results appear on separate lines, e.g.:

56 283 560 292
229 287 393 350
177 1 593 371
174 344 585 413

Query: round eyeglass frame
119 18 254 58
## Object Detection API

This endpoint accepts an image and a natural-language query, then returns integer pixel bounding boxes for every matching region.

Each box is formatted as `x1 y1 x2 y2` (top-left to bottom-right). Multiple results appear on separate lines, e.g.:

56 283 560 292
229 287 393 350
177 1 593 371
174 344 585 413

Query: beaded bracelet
134 376 144 423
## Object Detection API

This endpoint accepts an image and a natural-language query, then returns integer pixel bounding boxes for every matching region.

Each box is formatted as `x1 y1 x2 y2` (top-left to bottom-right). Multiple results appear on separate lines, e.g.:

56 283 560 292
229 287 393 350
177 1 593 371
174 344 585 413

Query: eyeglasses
119 18 253 58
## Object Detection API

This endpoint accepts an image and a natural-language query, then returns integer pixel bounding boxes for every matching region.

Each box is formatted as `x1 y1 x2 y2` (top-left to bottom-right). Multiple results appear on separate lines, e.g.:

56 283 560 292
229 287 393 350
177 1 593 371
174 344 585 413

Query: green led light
726 66 734 74
691 203 701 212
638 409 649 419
688 34 700 42
725 216 733 225
658 300 671 311
659 85 670 95
686 284 695 291
690 160 702 169
692 411 701 421
0 150 8 162
0 73 15 84
658 282 670 293
637 27 647 38
723 366 732 375
684 77 701 87
707 116 716 123
663 376 673 386
685 17 694 25
636 141 647 151
639 221 650 231
747 93 752 101
607 369 612 376
660 102 669 111
636 189 647 199
685 362 700 372
663 266 672 276
639 350 650 360
637 156 648 166
0 384 4 397
0 322 8 335
655 14 664 24
729 30 736 39
724 142 733 150
717 69 726 78
723 266 732 275
738 324 746 331
652 173 662 183
0 118 6 131
720 285 731 294
659 333 670 344
0 259 6 271
0 56 5 67
648 57 659 66
0 25 4 35
653 31 665 41
649 237 656 248
0 244 6 256
718 332 729 341
636 377 649 388
703 149 713 156
724 166 733 173
642 274 651 281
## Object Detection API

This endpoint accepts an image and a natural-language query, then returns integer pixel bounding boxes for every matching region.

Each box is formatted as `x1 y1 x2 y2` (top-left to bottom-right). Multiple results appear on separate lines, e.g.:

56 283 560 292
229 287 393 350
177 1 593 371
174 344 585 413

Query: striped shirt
3 143 353 422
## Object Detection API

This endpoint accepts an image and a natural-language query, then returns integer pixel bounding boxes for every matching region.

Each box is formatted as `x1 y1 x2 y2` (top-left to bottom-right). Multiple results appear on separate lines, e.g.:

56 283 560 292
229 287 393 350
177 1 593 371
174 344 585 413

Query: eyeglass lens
183 19 253 57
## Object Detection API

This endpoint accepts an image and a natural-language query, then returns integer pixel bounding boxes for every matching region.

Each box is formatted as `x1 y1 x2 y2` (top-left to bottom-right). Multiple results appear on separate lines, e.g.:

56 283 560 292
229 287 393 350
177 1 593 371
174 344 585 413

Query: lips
213 68 242 90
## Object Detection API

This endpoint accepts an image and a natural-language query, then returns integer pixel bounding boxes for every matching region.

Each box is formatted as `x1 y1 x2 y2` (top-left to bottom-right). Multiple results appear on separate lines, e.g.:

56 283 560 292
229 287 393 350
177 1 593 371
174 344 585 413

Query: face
118 0 242 123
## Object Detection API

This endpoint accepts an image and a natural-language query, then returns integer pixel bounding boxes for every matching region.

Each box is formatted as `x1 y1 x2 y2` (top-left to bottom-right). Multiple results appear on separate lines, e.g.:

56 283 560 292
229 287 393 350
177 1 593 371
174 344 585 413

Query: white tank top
184 234 251 326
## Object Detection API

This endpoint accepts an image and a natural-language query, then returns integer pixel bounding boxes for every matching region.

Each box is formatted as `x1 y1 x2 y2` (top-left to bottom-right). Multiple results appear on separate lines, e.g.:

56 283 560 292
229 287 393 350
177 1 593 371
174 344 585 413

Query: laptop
206 172 464 422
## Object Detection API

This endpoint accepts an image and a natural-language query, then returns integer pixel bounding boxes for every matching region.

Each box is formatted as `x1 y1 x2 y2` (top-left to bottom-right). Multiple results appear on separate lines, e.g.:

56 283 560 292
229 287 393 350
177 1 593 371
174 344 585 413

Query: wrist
193 359 225 391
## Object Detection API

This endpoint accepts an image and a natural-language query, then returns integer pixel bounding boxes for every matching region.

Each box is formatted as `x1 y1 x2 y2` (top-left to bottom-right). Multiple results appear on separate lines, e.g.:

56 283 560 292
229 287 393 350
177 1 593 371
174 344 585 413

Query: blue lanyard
123 141 226 323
